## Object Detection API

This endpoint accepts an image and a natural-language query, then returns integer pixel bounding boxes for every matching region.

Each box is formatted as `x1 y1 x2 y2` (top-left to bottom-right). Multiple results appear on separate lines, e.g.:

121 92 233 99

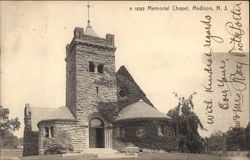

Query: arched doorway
89 118 105 148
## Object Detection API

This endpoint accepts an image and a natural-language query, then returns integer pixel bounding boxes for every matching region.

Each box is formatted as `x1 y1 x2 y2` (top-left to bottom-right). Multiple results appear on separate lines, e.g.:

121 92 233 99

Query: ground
0 149 249 160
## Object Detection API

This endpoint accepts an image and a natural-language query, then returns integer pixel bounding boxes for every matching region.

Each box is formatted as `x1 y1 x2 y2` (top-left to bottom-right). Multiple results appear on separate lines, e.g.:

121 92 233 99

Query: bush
44 133 73 155
119 120 177 151
247 152 250 158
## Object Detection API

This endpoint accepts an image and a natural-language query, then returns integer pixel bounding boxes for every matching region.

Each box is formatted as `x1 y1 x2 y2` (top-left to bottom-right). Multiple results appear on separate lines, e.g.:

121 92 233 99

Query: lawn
1 149 249 160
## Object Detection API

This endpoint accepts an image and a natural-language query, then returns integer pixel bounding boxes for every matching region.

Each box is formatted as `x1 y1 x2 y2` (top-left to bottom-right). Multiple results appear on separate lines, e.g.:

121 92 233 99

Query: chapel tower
65 23 117 124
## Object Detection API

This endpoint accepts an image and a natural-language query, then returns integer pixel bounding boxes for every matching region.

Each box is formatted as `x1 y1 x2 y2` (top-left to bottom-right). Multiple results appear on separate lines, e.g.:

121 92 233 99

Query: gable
116 65 154 110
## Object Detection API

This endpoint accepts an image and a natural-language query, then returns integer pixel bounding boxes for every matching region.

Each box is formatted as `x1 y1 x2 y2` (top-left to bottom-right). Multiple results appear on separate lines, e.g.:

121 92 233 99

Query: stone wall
65 45 77 116
23 131 39 156
113 119 177 151
38 120 86 154
66 27 117 125
23 104 39 156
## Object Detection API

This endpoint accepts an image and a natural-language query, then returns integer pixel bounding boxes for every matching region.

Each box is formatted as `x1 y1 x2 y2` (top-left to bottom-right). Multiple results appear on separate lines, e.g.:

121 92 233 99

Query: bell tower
65 24 117 123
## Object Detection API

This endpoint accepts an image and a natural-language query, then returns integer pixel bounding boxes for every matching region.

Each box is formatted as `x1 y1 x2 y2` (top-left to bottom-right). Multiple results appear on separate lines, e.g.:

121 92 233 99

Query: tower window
89 62 95 72
97 64 104 73
96 86 99 94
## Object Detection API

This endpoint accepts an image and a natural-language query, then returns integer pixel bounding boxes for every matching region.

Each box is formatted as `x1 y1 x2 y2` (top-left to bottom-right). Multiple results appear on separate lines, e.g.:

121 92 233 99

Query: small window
96 86 99 94
50 127 54 137
120 127 125 138
119 90 127 97
89 62 95 72
119 87 128 98
116 127 120 138
97 64 104 73
136 126 145 137
45 127 49 138
158 125 164 136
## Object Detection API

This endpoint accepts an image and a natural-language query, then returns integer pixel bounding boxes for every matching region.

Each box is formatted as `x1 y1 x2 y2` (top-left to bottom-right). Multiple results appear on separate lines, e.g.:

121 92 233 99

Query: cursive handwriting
217 59 231 110
228 61 248 92
201 15 224 47
225 3 245 57
231 93 242 129
204 100 214 124
203 50 213 92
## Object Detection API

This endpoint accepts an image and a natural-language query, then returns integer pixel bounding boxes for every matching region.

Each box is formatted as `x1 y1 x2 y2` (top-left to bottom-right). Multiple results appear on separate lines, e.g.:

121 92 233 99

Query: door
89 118 105 148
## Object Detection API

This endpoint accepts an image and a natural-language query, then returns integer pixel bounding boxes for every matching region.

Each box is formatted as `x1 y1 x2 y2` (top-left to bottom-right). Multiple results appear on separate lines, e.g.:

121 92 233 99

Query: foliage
0 106 21 136
44 133 73 154
167 92 205 153
1 131 19 149
245 122 250 150
120 120 177 151
0 106 21 148
97 101 119 123
207 130 227 151
207 122 250 151
226 127 248 151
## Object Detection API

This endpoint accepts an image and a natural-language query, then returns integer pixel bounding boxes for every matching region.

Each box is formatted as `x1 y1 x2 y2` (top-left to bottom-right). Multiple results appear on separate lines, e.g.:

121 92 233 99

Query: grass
0 149 23 158
1 149 249 160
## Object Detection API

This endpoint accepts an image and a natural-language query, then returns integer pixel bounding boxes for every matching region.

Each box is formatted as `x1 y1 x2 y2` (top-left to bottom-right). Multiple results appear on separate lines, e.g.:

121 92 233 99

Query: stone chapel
23 21 175 156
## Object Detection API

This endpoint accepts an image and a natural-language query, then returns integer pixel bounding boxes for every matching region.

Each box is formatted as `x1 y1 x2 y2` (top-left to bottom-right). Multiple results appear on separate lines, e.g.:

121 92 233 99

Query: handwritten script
202 3 249 130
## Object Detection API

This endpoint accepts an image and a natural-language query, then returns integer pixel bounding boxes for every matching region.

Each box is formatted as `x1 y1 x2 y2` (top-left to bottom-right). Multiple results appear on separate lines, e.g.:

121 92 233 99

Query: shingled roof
26 106 75 131
116 100 171 122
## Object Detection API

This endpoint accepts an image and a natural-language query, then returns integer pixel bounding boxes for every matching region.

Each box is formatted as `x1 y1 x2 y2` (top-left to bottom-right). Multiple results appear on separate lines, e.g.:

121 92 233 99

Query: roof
85 22 98 37
116 66 154 108
116 100 171 122
29 106 75 131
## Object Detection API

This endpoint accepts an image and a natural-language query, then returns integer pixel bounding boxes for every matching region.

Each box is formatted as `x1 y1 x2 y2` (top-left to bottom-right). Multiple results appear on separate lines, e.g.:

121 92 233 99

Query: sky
0 1 249 138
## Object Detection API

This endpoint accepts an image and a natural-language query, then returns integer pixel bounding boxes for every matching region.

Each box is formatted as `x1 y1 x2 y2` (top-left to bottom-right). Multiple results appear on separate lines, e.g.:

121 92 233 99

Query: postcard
0 1 249 159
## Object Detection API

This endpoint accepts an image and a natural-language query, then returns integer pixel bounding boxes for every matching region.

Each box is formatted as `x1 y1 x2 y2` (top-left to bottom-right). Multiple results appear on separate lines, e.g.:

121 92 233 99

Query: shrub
44 133 73 155
119 120 177 151
247 152 250 158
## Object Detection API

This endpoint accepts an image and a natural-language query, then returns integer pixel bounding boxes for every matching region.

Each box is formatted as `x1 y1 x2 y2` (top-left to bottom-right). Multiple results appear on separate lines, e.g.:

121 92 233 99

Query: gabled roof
116 100 171 122
28 106 75 131
116 65 154 108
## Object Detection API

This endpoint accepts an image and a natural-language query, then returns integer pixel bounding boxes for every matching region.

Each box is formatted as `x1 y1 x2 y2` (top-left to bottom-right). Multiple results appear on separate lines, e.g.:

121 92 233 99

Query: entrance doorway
89 118 105 148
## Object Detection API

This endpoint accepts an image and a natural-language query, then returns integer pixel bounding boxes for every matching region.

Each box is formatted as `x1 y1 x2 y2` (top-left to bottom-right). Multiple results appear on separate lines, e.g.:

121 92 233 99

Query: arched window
89 62 95 72
97 64 104 73
89 118 104 128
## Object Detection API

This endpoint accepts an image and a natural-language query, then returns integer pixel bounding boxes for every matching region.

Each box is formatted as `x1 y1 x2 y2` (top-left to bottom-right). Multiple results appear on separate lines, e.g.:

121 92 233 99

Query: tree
0 106 21 148
167 92 205 153
226 127 247 151
2 131 19 149
245 122 250 150
207 130 227 152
